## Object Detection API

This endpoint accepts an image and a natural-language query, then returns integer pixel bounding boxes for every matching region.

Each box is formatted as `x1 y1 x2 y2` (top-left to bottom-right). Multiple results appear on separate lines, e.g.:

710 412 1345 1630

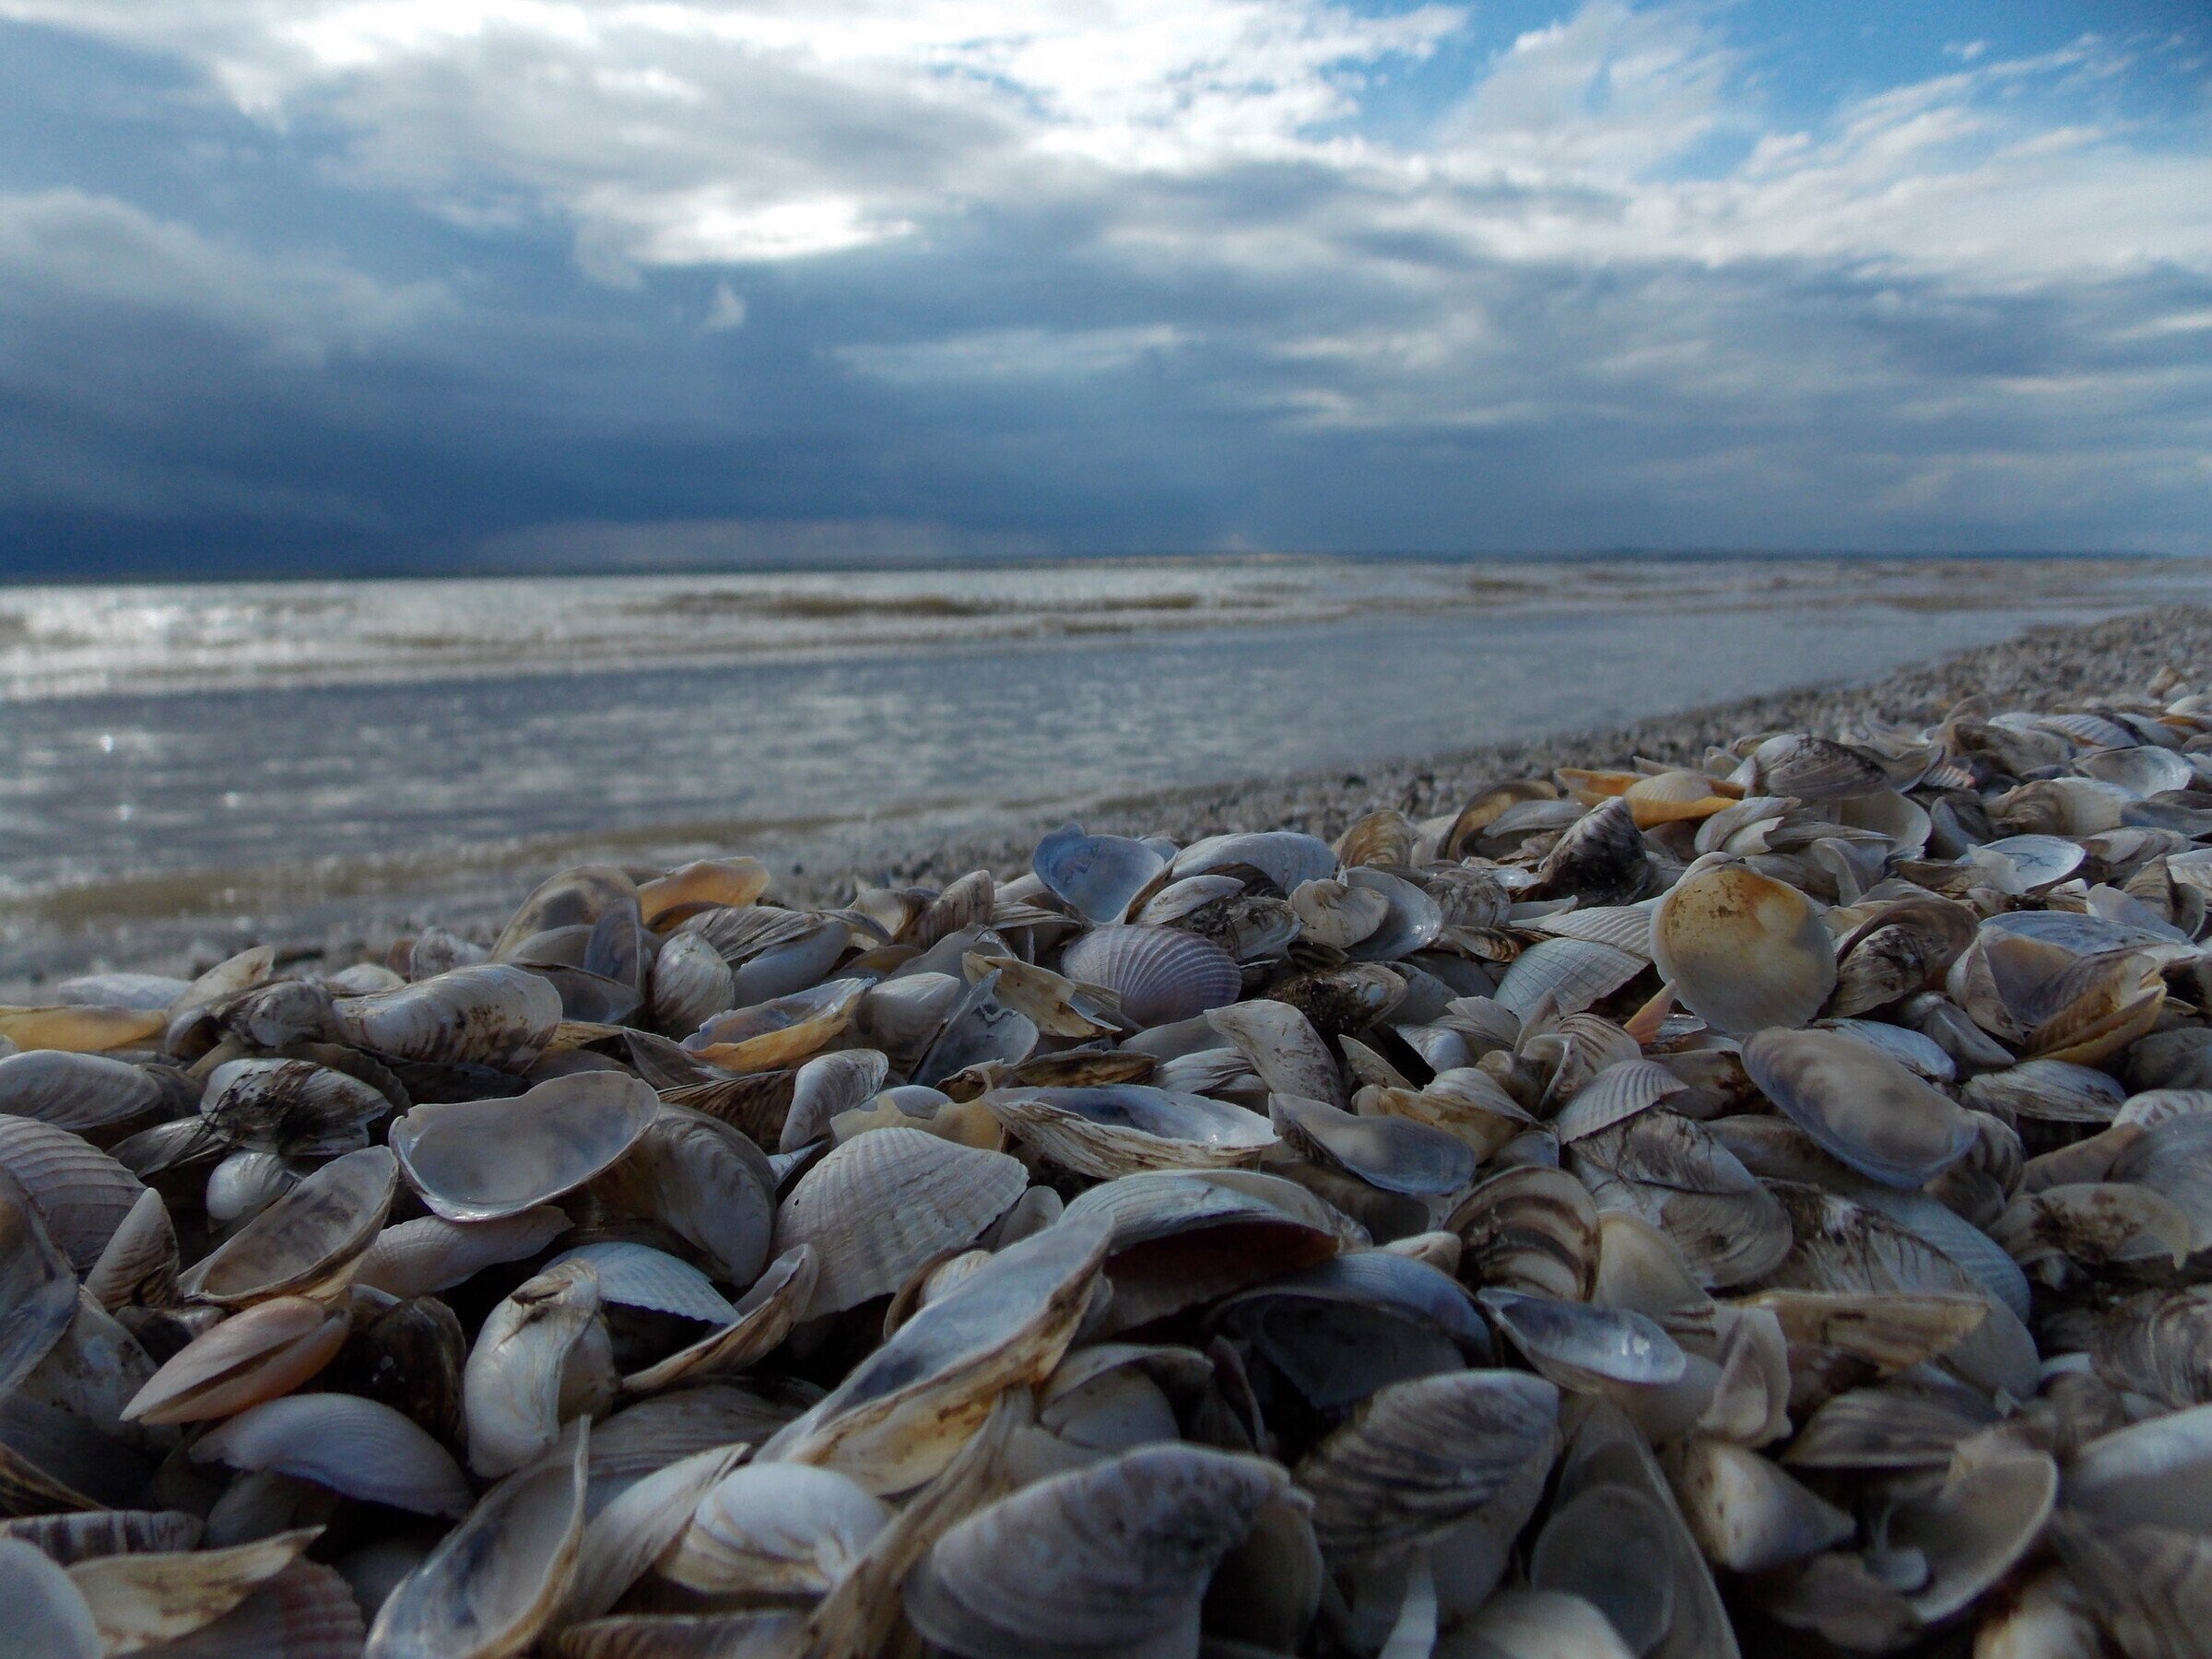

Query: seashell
1477 1287 1687 1394
1452 1588 1635 1659
550 1242 741 1324
0 1052 171 1141
0 1004 168 1054
1273 1092 1475 1197
1740 733 1887 800
906 1443 1288 1659
1290 878 1390 950
1132 874 1243 928
1058 925 1241 1029
205 1149 300 1226
726 919 851 1007
773 1127 1026 1317
1532 797 1653 907
1548 1057 1685 1142
124 1295 349 1425
1761 1183 2038 1400
390 1073 658 1223
178 1145 396 1308
1664 1438 1851 1574
1335 808 1418 868
1526 1485 1677 1653
781 1049 890 1152
2090 1286 2212 1408
1298 1369 1559 1559
366 1418 587 1659
408 926 488 980
1827 896 1975 1017
354 1206 571 1300
0 1116 147 1275
1031 824 1167 924
1592 1210 1719 1350
619 1243 817 1394
559 1442 749 1625
638 858 770 928
464 1260 618 1479
764 1216 1109 1494
2066 1403 2212 1534
332 963 564 1069
666 1462 889 1594
587 1110 776 1286
1062 1168 1359 1332
1888 1451 2057 1623
0 1509 202 1564
119 1559 365 1659
201 1059 390 1156
1742 1027 1975 1188
1993 1182 2192 1283
0 1173 78 1400
1206 998 1348 1111
193 1393 473 1517
1495 938 1646 1021
1447 1167 1599 1301
1736 1288 1985 1415
1569 1112 1792 1288
985 1084 1276 1178
1342 867 1446 961
65 1528 319 1653
1171 830 1336 894
1209 1250 1492 1411
962 953 1118 1041
583 1382 806 1520
681 979 868 1073
1652 860 1835 1034
647 933 735 1038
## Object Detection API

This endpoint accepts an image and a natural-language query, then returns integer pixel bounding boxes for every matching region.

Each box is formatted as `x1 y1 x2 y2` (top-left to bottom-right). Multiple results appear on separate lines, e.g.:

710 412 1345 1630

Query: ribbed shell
0 1052 165 1136
772 1127 1026 1317
0 1509 203 1563
194 1394 472 1517
550 1243 740 1325
1495 939 1645 1022
1651 862 1834 1035
0 1117 146 1274
1550 1059 1686 1143
130 1559 365 1659
1058 926 1242 1029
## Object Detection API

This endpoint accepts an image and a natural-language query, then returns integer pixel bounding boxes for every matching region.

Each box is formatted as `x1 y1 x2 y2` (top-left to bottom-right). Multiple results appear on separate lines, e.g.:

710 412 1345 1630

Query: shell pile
6 669 2212 1656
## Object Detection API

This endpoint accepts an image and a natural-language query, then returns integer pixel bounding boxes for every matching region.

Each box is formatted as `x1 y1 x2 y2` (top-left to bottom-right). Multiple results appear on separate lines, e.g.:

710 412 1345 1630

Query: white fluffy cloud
2 0 2208 556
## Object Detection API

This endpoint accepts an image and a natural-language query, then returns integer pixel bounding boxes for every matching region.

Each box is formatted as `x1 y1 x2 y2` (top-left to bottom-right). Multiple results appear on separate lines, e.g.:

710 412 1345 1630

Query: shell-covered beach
3 597 2212 1654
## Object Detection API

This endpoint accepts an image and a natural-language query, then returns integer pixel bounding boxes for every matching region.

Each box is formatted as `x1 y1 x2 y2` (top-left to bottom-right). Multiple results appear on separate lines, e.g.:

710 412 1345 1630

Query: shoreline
8 600 2205 994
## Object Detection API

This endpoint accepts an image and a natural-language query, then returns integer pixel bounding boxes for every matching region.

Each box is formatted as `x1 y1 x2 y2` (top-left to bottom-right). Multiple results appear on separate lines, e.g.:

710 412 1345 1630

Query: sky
1 0 2209 576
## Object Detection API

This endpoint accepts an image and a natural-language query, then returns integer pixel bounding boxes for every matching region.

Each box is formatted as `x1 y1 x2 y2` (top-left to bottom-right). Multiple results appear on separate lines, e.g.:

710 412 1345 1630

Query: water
0 554 2189 983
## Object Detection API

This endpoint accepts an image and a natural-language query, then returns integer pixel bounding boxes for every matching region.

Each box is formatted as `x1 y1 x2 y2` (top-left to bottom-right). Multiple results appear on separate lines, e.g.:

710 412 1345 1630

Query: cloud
0 0 2207 566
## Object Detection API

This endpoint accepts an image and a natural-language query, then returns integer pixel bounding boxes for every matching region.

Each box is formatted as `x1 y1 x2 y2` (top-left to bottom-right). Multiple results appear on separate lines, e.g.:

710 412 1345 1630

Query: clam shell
1058 926 1241 1029
202 1059 390 1156
464 1260 617 1479
1549 1058 1686 1143
1662 1438 1851 1573
1741 734 1887 800
906 1443 1287 1659
773 1127 1026 1318
1062 1168 1359 1332
124 1295 349 1425
67 1528 319 1653
1171 831 1336 894
620 1244 818 1394
205 1150 299 1226
984 1085 1276 1178
391 1074 658 1223
332 963 564 1068
1135 873 1244 926
668 1463 889 1594
1742 1027 1976 1188
638 858 770 927
584 1382 806 1520
782 1050 891 1152
1569 1112 1792 1288
1888 1451 2058 1623
1496 938 1646 1022
126 1559 365 1659
588 1111 775 1287
681 979 868 1073
193 1393 472 1517
1031 824 1167 924
1447 1167 1599 1301
1289 879 1389 950
0 1174 78 1396
1652 861 1835 1035
366 1419 588 1659
762 1215 1110 1493
559 1443 750 1625
0 1052 167 1139
1297 1369 1559 1559
1341 868 1445 961
0 1117 146 1275
1206 998 1349 1111
354 1206 571 1300
0 1509 202 1563
178 1146 396 1308
1478 1287 1687 1394
1272 1093 1475 1198
648 934 735 1039
726 920 851 1007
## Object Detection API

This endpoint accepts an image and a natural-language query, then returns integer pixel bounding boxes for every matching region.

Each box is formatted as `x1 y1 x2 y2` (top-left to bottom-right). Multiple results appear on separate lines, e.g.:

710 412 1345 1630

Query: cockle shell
1058 925 1241 1029
1652 860 1835 1035
192 1393 473 1517
773 1127 1026 1318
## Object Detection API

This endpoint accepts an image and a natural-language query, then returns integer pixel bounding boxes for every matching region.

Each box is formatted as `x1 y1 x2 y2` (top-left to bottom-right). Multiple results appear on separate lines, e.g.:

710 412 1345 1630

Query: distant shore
9 601 2204 997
